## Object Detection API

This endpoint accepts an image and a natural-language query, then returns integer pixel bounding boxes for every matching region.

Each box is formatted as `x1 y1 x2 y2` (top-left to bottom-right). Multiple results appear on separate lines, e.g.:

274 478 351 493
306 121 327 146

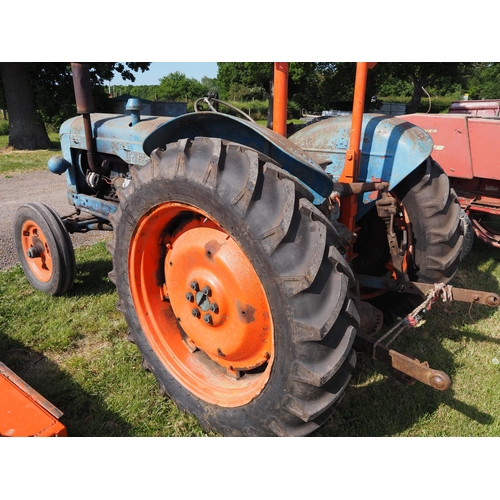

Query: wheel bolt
190 281 199 291
191 308 200 318
209 303 219 314
203 313 212 324
202 286 211 296
186 292 194 302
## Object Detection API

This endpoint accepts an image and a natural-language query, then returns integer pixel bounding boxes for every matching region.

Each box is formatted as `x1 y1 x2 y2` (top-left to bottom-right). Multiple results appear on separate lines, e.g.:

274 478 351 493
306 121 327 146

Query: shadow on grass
67 255 116 297
0 331 133 437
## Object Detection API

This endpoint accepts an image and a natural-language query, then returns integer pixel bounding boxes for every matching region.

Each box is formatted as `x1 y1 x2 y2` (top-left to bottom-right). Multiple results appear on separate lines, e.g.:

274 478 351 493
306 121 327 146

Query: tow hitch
355 278 500 390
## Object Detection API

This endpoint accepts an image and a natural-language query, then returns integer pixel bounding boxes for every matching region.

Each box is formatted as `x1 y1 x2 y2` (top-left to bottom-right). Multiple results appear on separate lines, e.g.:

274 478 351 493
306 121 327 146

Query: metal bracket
375 192 408 281
354 330 451 391
356 274 500 307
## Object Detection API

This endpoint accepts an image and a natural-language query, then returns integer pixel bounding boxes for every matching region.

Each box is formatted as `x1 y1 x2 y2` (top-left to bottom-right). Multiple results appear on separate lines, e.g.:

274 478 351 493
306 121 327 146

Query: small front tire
14 202 75 296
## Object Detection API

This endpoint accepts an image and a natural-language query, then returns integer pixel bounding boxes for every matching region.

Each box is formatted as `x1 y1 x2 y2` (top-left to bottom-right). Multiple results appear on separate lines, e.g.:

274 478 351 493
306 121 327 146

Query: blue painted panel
289 114 433 218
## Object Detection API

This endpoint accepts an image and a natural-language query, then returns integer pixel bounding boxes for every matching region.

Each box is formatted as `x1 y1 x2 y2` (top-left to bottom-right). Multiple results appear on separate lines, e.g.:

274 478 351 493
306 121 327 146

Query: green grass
1 238 499 437
0 133 61 175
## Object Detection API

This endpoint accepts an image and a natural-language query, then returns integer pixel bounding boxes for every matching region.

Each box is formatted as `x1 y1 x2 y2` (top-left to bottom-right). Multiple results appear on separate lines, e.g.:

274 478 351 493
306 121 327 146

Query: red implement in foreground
0 362 66 437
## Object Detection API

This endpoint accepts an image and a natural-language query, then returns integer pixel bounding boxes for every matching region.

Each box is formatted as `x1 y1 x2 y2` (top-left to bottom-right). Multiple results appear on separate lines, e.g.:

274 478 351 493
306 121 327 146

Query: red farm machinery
8 62 499 437
401 100 500 249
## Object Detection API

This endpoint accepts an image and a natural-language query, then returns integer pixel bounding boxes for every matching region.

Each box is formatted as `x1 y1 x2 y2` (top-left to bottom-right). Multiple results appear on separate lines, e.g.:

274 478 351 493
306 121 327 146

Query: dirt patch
0 169 110 271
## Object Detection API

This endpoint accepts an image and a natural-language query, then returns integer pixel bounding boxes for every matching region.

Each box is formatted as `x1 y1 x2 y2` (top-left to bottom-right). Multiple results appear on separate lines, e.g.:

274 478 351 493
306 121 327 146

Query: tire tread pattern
110 137 359 436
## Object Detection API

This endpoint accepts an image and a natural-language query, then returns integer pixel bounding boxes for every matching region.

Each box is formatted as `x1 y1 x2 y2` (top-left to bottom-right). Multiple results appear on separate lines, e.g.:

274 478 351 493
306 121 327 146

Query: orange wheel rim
129 202 274 407
20 221 53 283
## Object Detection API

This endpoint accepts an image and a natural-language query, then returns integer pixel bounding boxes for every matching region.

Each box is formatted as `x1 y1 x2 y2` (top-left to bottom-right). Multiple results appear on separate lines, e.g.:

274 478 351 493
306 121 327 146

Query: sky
110 62 218 86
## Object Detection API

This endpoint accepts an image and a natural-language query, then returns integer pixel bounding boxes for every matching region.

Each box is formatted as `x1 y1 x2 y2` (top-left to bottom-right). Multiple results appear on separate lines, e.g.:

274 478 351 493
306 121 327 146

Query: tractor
13 63 499 436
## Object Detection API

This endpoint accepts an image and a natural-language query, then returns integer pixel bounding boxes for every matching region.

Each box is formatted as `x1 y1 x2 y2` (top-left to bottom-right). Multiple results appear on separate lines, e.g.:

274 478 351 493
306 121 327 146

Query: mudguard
142 112 333 204
289 114 433 218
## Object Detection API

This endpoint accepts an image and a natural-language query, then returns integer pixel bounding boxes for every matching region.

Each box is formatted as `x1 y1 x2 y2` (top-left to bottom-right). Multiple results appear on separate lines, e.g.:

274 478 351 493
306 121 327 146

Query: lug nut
190 281 199 291
186 292 194 302
209 303 219 314
202 286 211 296
203 314 212 324
191 308 200 318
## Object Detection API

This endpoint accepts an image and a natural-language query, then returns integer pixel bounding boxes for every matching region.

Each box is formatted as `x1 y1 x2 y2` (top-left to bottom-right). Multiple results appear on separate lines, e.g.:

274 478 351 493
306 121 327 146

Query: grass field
1 235 498 437
0 133 61 175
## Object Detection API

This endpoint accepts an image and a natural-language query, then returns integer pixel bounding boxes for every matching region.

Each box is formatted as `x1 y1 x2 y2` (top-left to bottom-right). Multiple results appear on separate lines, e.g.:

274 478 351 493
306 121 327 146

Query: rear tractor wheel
14 202 75 296
110 137 359 436
353 158 464 321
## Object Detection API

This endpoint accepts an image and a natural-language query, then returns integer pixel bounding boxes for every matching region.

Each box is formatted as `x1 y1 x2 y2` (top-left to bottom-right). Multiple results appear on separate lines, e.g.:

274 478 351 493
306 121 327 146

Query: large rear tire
109 137 359 436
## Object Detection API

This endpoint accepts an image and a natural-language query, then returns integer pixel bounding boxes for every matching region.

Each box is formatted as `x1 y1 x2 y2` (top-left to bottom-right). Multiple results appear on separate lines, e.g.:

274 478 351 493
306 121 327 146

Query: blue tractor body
50 108 433 223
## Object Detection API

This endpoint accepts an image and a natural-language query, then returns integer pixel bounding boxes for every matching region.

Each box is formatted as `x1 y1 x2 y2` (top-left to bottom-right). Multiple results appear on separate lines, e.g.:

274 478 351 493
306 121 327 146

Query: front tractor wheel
14 202 75 296
110 137 359 436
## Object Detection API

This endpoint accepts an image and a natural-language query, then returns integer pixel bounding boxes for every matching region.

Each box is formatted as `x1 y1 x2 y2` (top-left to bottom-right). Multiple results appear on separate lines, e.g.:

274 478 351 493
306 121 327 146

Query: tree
373 63 473 113
157 71 205 101
217 62 273 101
467 63 500 99
0 63 52 149
0 62 150 150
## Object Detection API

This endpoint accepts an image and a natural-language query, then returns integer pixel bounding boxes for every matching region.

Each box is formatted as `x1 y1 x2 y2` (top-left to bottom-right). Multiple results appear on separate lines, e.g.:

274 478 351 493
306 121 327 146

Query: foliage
217 63 273 101
0 119 8 136
156 71 206 101
111 84 159 101
467 63 500 99
112 74 220 104
372 63 474 113
376 95 463 114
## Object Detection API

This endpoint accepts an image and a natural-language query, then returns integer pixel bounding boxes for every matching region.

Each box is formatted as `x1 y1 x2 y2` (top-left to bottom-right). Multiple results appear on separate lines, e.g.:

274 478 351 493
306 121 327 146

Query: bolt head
203 313 212 324
209 303 219 314
186 292 194 302
202 286 211 296
190 281 199 291
191 308 200 318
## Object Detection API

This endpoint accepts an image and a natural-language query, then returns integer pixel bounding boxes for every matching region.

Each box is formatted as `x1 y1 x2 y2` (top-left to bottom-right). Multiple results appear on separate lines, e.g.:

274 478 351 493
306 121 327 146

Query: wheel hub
20 222 52 282
165 226 272 373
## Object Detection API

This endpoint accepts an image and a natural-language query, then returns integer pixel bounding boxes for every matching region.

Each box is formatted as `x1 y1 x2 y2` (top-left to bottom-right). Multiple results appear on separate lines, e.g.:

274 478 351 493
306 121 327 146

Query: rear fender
289 114 433 218
143 112 333 204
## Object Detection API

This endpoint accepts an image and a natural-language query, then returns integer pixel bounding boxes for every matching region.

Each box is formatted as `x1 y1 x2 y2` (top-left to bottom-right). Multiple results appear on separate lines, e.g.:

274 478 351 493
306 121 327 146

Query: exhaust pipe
71 63 103 174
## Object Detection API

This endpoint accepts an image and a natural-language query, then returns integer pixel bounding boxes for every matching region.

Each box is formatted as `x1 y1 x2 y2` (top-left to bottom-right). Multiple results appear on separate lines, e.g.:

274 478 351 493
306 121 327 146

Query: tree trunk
0 62 52 150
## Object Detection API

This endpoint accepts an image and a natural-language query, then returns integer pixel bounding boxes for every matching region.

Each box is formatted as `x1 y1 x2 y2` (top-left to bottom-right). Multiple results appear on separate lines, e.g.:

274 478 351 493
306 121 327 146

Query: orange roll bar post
273 63 289 137
339 62 377 234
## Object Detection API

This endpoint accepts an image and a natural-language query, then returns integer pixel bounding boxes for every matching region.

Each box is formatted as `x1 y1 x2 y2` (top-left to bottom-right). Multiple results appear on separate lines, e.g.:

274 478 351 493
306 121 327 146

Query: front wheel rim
20 220 53 283
129 202 274 407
